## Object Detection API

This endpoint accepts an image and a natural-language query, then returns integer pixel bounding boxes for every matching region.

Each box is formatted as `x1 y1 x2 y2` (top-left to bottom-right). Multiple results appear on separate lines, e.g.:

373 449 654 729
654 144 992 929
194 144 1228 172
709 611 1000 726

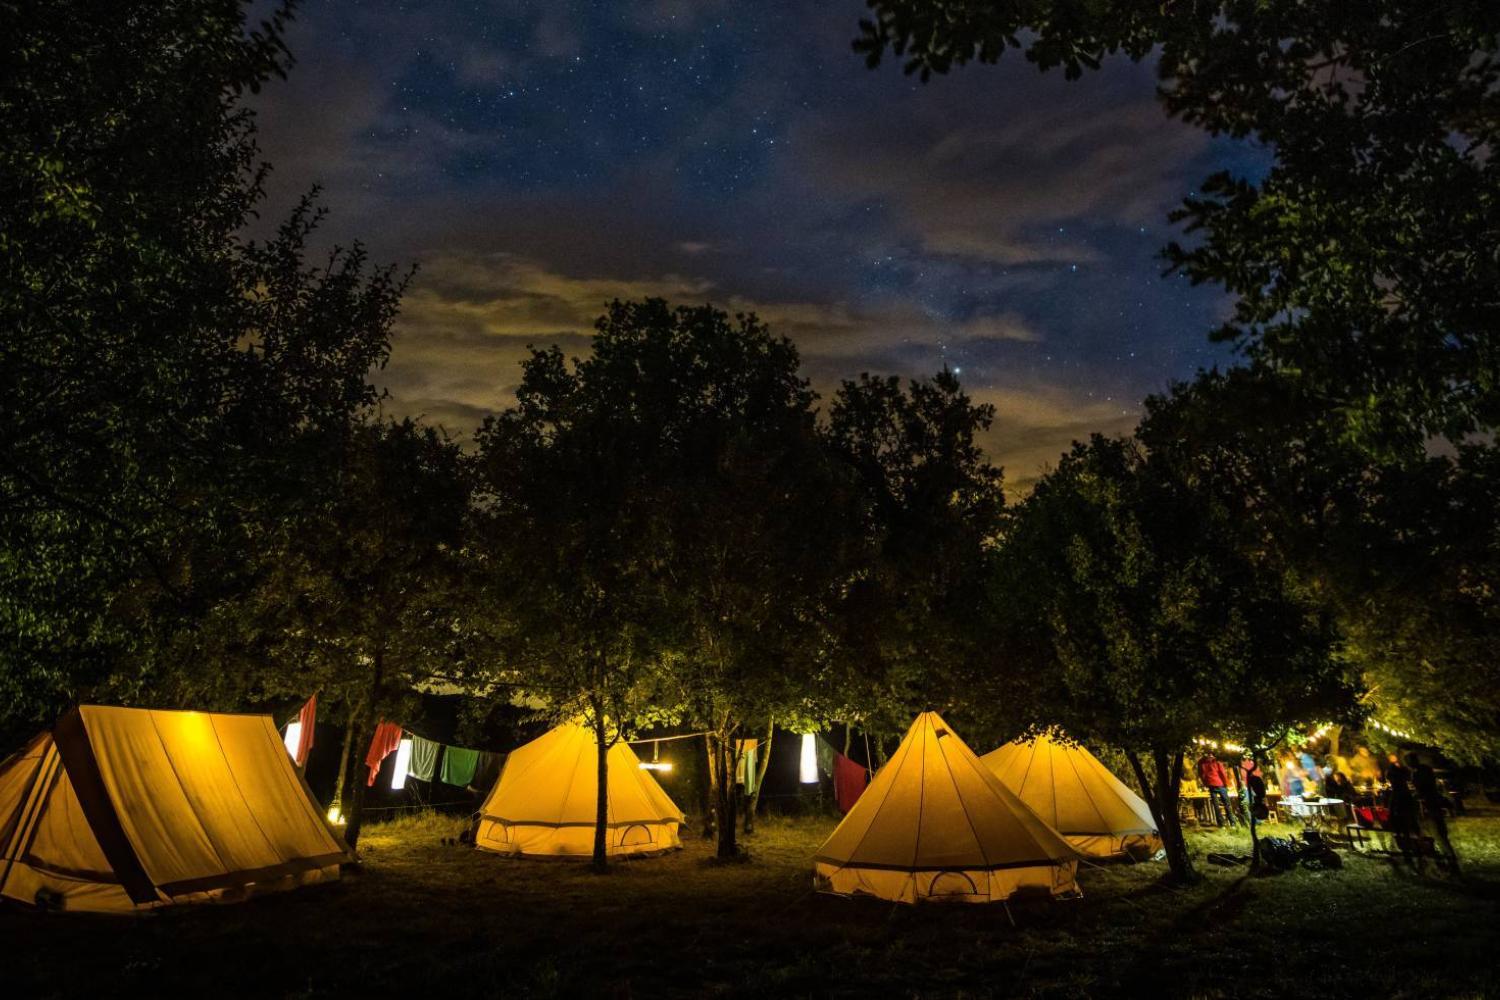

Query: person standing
1411 756 1459 871
1198 751 1237 828
1385 752 1421 865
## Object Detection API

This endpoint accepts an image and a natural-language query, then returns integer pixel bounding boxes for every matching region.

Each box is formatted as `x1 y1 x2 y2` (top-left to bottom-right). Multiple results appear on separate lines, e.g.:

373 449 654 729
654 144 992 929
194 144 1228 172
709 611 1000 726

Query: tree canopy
854 1 1500 456
1 0 402 742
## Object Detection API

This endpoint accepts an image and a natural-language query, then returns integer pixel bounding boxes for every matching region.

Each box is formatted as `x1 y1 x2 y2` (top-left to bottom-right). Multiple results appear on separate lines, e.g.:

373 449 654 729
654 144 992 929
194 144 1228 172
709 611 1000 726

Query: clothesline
626 730 712 744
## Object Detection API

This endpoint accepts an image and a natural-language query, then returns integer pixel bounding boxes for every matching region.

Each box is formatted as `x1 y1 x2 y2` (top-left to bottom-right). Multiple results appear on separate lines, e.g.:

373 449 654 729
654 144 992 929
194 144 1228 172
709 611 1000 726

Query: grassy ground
4 810 1498 999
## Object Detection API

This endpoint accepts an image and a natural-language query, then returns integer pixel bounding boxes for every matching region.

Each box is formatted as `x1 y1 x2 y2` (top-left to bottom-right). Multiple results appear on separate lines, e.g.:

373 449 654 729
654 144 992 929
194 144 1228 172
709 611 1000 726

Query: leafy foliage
823 370 1006 741
992 432 1353 879
0 1 403 740
854 0 1500 455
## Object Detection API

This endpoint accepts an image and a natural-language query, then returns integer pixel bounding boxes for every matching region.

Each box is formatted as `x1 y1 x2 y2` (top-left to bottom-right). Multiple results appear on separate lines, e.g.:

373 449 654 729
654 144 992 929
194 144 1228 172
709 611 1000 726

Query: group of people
1190 742 1462 870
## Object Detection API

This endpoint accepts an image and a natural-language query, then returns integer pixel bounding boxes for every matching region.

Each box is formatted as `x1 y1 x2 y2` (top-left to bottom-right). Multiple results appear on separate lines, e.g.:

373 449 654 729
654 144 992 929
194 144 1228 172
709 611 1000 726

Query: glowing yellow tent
813 712 1080 904
0 706 350 913
980 731 1161 859
475 722 684 859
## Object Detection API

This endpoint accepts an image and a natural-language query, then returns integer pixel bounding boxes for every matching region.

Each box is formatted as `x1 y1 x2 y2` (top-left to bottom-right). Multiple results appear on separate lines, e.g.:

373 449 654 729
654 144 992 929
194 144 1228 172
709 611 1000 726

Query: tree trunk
1126 747 1198 884
843 724 852 755
329 700 358 816
743 721 775 834
698 734 716 839
341 650 385 852
1246 753 1263 867
710 729 740 859
590 706 610 873
871 734 888 771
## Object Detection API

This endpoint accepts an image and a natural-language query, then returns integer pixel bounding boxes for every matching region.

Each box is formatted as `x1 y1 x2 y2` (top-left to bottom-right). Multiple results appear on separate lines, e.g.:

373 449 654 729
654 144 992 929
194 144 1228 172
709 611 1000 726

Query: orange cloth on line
833 751 868 814
293 695 318 767
364 722 403 786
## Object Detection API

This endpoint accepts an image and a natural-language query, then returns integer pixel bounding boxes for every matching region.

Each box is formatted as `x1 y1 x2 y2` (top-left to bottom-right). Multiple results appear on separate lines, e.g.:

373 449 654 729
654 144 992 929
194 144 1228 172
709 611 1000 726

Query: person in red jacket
1197 752 1238 827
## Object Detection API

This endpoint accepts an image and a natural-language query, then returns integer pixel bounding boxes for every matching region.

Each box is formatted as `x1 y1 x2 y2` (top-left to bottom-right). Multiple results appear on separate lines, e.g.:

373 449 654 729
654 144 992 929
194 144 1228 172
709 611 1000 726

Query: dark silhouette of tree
823 370 1006 747
1 1 405 741
1140 370 1500 761
992 433 1354 882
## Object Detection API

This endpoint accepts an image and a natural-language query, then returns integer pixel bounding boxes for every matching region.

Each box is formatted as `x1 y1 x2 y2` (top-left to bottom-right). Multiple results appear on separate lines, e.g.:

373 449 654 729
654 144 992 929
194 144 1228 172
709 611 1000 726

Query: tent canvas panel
814 712 1079 904
814 859 1079 905
476 722 684 859
0 706 349 913
981 733 1160 859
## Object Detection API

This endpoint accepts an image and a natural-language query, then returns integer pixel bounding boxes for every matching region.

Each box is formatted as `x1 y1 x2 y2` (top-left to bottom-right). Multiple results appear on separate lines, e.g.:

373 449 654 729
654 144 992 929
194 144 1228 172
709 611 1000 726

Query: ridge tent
475 722 684 859
813 711 1080 904
0 706 350 913
981 731 1161 859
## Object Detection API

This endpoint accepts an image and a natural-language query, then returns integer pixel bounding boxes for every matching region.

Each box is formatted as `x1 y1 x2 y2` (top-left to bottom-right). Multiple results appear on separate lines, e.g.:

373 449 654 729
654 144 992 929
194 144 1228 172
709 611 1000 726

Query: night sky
253 1 1264 488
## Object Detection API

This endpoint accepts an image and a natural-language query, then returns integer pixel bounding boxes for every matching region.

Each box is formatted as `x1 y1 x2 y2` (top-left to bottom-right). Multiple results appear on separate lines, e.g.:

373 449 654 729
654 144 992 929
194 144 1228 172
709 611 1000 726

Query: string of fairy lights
1192 719 1413 755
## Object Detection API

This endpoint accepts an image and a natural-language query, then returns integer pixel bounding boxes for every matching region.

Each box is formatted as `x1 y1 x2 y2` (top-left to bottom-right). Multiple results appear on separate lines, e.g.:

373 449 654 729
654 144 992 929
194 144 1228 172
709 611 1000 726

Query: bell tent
813 711 1080 904
475 722 684 859
980 731 1161 859
0 706 350 913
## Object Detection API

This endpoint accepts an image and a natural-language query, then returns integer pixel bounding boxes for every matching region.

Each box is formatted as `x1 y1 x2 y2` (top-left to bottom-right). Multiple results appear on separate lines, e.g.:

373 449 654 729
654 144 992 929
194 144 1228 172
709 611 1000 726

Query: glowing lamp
390 737 413 790
326 806 343 825
639 761 673 772
282 720 302 760
799 733 818 784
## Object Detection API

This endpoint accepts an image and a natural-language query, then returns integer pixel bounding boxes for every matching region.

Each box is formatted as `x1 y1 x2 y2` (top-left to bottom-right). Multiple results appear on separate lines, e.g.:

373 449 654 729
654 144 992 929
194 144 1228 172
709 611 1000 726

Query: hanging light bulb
799 733 818 784
282 720 302 760
639 739 673 771
390 737 413 790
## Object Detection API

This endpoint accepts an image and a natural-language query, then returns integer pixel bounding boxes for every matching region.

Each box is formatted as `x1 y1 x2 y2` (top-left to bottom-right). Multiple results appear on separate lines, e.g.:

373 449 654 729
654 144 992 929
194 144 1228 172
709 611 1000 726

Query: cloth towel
441 746 480 787
292 694 317 767
833 751 869 814
364 721 404 786
471 750 505 791
409 734 440 782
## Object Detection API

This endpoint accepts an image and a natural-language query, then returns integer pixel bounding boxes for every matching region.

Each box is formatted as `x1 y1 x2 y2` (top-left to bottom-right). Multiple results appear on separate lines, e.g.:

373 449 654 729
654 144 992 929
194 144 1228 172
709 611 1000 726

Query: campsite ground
5 811 1497 999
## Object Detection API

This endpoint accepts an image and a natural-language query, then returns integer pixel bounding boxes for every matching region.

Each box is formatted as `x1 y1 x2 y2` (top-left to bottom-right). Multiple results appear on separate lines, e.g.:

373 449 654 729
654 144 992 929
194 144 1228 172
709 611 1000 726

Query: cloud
785 65 1210 265
379 250 1115 488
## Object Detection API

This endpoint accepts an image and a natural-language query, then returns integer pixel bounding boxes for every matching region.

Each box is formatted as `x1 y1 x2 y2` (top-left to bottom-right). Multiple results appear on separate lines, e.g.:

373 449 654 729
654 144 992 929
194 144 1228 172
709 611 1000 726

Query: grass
5 809 1498 998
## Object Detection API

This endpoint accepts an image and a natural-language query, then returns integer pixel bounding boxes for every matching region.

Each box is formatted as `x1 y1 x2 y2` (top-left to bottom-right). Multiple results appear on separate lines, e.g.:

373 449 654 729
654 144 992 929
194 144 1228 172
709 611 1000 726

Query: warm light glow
283 721 303 759
799 733 818 783
326 806 343 824
638 761 673 772
390 737 413 790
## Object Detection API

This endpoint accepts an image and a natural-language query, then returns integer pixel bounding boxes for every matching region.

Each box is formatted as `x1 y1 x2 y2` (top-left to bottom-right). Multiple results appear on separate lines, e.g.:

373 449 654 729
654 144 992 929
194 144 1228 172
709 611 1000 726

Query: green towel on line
440 746 480 786
409 735 440 782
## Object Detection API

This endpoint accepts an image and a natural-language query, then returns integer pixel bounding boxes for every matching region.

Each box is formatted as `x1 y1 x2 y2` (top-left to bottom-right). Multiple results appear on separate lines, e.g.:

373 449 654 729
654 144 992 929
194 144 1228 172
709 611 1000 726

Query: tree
992 433 1354 882
0 0 402 743
516 300 856 860
1139 370 1500 761
150 418 476 848
822 370 1007 747
853 1 1500 457
473 330 681 871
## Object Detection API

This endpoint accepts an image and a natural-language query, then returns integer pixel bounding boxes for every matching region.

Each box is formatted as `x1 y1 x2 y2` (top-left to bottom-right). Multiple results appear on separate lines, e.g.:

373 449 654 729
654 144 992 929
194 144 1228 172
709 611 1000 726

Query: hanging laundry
816 735 837 779
471 751 505 792
736 739 760 795
292 694 318 767
441 746 480 787
833 751 869 814
364 721 404 786
408 734 440 782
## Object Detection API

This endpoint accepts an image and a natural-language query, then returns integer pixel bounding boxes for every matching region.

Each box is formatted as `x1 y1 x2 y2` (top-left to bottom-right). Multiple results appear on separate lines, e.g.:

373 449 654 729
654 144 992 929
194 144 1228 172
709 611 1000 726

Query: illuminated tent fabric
980 731 1160 859
813 712 1079 904
475 722 684 859
0 706 350 913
